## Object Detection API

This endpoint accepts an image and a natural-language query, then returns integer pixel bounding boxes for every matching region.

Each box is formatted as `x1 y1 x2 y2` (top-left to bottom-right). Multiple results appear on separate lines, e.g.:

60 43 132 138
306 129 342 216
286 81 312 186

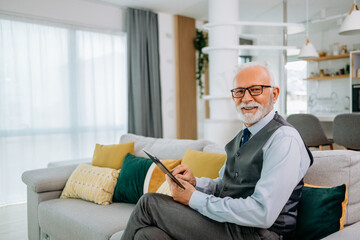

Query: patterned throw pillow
60 164 120 205
143 159 182 194
156 180 172 196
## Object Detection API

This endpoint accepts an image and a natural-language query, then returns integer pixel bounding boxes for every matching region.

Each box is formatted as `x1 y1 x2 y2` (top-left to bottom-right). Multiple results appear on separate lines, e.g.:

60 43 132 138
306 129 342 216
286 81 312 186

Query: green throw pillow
113 153 153 203
295 184 347 240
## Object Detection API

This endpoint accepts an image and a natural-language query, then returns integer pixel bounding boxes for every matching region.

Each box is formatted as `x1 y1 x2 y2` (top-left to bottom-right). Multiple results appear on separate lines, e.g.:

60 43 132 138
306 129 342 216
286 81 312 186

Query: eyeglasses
230 85 273 98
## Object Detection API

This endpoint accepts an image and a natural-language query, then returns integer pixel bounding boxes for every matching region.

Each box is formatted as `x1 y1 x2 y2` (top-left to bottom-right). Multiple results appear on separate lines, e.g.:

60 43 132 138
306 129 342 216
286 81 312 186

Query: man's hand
166 175 195 205
171 164 196 186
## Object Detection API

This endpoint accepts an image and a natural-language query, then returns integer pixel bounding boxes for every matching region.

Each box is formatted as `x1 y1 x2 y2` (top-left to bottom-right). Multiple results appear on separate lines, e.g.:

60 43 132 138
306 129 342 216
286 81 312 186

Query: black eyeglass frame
230 85 273 98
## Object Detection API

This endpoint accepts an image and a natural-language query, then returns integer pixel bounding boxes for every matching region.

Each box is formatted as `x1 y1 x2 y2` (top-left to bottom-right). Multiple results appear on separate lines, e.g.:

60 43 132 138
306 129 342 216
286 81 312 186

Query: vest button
235 172 239 177
236 152 240 157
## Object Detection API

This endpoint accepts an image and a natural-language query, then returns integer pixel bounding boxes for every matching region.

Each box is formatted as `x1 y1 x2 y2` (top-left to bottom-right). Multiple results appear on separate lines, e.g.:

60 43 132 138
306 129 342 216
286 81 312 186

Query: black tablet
143 150 186 190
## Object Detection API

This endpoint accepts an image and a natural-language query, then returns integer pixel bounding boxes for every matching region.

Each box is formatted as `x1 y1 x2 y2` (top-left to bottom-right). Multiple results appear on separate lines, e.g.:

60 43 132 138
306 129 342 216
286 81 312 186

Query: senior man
121 62 313 240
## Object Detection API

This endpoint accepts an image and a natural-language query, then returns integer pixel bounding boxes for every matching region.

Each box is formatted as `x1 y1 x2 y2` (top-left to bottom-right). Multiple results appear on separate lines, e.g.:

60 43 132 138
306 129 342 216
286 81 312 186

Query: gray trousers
121 193 281 240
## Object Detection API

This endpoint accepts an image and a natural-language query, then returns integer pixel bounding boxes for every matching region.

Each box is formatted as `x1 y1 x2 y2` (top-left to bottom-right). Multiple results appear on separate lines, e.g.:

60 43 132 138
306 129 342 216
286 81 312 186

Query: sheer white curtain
0 17 127 205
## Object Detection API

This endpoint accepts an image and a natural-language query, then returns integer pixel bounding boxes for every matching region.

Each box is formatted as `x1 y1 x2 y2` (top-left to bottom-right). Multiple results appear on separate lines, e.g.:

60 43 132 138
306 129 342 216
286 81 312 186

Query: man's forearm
195 177 224 195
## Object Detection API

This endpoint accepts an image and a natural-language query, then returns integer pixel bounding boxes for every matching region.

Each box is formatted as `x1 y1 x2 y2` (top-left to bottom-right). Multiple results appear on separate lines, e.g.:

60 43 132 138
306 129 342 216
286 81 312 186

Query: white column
204 0 241 144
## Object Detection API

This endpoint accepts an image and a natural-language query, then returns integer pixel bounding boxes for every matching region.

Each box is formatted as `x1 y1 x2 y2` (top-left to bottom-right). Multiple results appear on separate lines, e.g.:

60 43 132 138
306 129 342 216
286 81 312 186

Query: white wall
0 0 125 31
317 28 360 53
289 22 360 56
158 12 177 139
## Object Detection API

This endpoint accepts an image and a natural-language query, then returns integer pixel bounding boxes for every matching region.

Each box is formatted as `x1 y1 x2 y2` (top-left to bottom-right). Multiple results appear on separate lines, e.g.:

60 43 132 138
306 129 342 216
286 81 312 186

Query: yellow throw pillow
143 159 182 193
60 164 120 205
91 142 134 170
181 149 226 179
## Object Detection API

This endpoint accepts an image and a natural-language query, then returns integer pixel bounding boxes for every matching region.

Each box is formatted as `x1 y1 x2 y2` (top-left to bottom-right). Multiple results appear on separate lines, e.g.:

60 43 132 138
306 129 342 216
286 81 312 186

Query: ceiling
95 0 354 24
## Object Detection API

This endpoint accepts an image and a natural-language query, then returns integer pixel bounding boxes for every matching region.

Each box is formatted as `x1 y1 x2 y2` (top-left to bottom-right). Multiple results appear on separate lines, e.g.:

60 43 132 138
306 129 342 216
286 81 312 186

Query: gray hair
233 62 275 87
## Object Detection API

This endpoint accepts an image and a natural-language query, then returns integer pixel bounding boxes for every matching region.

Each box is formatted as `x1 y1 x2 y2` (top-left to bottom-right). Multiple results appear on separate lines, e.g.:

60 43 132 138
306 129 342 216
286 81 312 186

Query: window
0 17 127 205
286 61 307 115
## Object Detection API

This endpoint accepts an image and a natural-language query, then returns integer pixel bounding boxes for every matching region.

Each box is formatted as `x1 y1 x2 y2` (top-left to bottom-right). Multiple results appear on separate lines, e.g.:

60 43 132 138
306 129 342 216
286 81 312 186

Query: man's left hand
166 175 195 205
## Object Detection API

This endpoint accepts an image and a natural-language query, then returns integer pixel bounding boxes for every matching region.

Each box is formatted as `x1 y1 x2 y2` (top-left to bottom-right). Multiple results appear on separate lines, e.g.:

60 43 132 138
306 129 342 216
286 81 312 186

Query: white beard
236 101 272 125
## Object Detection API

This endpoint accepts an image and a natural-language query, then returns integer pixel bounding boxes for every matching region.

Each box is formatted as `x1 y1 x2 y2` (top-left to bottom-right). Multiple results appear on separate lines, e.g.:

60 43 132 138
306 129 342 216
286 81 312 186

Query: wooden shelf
305 74 350 80
304 53 350 62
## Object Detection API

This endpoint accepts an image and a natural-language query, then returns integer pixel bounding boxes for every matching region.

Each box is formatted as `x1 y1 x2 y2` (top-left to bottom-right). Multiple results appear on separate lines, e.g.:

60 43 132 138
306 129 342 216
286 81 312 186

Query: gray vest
219 112 313 235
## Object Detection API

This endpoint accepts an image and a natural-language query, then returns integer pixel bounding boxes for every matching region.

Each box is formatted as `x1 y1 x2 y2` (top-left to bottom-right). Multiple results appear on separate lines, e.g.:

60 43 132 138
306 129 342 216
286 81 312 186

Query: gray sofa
22 133 360 240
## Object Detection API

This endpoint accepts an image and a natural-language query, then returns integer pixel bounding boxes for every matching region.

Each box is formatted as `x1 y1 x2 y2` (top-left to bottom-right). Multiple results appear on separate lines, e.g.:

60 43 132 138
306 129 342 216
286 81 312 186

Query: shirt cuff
189 190 209 211
194 177 207 190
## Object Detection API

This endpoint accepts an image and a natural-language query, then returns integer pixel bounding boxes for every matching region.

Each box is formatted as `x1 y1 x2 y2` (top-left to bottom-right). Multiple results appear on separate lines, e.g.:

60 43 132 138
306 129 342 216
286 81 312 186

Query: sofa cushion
60 164 119 205
203 143 226 154
156 180 172 196
181 149 226 179
305 150 360 225
322 221 360 240
120 134 213 160
143 159 182 193
295 184 347 240
113 154 153 203
92 142 134 170
38 199 135 240
110 230 124 240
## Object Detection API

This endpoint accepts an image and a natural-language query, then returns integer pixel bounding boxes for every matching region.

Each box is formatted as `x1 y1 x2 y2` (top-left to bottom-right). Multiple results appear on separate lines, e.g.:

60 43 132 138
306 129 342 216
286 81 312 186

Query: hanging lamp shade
299 38 319 59
298 0 318 59
339 3 360 35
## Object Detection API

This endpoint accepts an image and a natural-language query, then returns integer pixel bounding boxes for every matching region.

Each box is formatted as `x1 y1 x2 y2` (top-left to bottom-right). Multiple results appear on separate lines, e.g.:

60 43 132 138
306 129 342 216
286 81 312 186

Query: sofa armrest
22 164 78 193
47 158 91 168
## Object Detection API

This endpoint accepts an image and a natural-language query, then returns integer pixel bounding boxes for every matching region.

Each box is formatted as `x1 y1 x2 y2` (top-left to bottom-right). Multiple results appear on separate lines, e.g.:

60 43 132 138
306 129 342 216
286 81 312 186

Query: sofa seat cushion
38 199 135 240
322 221 360 239
120 134 213 160
109 230 124 240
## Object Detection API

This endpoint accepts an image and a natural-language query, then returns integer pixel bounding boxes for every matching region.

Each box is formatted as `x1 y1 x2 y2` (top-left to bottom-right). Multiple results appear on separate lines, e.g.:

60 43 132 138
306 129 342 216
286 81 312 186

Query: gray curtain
127 8 163 138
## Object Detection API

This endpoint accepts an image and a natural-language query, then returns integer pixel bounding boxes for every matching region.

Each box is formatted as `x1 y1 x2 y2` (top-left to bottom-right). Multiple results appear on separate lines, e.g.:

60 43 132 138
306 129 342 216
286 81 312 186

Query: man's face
232 66 279 127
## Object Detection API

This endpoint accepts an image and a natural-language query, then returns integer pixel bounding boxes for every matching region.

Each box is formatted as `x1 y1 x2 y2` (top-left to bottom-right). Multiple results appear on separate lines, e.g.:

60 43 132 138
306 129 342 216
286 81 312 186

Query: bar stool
287 114 334 150
333 113 360 150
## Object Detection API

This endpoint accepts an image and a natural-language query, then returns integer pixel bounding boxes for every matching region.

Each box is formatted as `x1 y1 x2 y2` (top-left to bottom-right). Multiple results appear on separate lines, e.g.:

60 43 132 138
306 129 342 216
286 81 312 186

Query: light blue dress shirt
189 110 311 228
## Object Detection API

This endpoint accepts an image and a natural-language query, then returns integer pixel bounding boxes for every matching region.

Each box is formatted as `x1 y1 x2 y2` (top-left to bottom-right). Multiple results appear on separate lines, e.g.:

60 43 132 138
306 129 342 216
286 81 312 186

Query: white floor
0 203 28 240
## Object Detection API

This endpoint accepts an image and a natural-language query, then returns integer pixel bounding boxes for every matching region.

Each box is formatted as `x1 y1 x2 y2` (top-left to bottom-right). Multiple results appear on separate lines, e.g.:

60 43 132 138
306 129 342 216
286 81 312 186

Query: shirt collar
243 110 275 137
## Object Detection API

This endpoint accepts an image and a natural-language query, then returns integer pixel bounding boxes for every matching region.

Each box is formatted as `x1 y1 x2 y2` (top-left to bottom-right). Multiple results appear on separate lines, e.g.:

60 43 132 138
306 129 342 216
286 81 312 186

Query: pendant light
339 0 360 35
299 0 319 59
